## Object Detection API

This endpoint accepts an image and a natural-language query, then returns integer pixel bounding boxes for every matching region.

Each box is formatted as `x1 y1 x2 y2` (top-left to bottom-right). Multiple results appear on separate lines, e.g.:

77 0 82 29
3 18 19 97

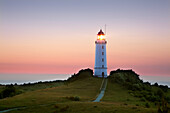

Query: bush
0 92 2 99
74 96 80 101
165 95 170 103
131 84 142 91
109 69 170 104
1 84 16 98
156 89 164 98
153 82 158 87
140 97 145 102
145 103 150 108
158 98 169 113
148 95 158 102
66 96 80 101
67 68 93 82
159 85 168 92
142 84 151 91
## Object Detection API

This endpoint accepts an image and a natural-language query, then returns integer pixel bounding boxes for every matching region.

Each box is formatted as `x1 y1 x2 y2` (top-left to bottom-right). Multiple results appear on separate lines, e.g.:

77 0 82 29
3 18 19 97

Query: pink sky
0 0 170 76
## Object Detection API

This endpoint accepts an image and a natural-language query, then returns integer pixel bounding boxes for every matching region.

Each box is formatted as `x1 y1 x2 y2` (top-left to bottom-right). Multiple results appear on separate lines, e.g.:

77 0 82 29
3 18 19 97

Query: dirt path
93 78 108 102
0 78 108 112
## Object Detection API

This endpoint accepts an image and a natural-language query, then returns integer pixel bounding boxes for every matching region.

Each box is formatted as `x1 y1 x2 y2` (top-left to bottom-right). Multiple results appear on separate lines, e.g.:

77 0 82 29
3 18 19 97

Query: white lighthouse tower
94 29 107 78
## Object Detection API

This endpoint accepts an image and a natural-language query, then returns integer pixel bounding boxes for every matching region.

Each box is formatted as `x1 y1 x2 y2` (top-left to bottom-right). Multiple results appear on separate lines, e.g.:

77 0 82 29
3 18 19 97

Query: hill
104 69 170 113
0 69 169 113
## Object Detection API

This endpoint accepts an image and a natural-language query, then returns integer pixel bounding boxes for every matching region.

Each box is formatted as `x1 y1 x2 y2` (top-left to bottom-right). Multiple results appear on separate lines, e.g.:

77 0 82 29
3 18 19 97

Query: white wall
94 40 107 77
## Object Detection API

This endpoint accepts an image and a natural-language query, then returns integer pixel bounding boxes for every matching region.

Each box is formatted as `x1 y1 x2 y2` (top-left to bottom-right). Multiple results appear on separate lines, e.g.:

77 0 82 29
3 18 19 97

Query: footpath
93 78 108 102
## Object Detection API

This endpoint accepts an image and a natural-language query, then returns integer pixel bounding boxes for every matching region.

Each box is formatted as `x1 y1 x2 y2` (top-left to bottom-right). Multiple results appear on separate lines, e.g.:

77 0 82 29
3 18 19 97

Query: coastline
0 74 169 87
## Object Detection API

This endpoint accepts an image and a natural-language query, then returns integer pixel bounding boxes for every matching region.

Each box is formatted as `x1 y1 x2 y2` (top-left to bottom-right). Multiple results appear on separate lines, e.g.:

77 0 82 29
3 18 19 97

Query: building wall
94 40 107 77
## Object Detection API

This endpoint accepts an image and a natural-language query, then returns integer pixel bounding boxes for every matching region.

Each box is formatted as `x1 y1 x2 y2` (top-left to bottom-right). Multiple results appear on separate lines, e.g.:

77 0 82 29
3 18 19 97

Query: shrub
74 96 80 101
131 84 142 91
93 105 97 108
0 92 2 99
66 96 80 101
153 82 158 87
126 98 130 101
67 68 93 82
142 84 151 91
1 84 16 98
148 95 158 102
159 85 168 92
60 105 69 112
165 95 170 103
156 89 164 98
124 103 128 105
145 103 150 108
158 98 169 113
140 97 145 102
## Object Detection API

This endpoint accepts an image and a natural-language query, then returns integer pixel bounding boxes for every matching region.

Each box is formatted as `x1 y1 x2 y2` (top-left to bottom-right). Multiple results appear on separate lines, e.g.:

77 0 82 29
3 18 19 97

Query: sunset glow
0 0 170 76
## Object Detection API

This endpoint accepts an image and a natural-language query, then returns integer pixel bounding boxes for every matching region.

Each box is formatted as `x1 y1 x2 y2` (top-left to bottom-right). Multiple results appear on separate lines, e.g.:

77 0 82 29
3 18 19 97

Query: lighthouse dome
97 29 105 35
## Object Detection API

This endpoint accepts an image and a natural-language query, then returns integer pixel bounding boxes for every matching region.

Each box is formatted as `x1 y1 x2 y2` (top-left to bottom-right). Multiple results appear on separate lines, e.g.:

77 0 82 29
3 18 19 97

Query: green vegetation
109 69 170 103
0 69 103 112
0 68 169 113
0 84 19 99
105 69 170 112
0 80 64 99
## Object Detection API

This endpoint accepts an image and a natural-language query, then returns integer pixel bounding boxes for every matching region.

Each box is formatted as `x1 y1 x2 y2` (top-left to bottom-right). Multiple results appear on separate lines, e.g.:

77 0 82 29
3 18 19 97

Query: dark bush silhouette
145 103 150 108
159 85 168 93
66 96 80 101
67 68 93 82
109 69 141 85
157 89 164 98
1 84 16 98
153 82 158 87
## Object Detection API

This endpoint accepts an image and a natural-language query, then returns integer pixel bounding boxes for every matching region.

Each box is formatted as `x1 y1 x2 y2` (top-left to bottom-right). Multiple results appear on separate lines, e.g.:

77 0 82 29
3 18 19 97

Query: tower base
94 75 107 78
94 68 107 78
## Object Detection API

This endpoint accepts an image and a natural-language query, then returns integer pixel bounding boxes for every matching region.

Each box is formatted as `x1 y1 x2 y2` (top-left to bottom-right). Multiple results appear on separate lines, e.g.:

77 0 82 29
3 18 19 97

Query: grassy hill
0 69 169 113
103 69 170 113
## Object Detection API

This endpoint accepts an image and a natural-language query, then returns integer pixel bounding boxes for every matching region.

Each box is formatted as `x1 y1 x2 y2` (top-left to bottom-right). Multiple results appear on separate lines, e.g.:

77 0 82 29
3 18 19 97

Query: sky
0 0 170 76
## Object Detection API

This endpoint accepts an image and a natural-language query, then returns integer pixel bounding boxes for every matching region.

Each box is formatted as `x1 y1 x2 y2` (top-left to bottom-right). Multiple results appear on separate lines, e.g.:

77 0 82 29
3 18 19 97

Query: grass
6 102 157 113
102 78 157 111
0 81 64 92
0 69 169 113
0 71 103 111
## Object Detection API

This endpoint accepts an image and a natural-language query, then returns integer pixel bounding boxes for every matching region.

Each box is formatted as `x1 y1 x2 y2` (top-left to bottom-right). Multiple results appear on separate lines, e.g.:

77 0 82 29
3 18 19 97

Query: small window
102 46 104 49
102 65 104 68
102 58 104 62
102 52 104 55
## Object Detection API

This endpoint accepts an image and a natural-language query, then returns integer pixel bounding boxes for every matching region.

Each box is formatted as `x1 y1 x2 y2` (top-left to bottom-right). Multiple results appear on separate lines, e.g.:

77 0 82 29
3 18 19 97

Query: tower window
102 52 104 55
102 58 104 62
102 46 104 49
102 65 104 68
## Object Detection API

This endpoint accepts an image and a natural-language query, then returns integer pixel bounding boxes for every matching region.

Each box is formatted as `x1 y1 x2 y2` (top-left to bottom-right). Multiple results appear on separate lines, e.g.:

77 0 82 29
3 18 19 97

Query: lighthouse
94 29 107 78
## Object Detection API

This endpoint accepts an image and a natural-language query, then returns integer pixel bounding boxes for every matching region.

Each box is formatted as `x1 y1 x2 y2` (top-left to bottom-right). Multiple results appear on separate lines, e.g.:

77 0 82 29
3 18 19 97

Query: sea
0 74 169 87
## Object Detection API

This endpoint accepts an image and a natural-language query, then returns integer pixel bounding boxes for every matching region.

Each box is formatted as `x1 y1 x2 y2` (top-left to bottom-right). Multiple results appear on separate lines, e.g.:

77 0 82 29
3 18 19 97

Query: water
139 75 170 87
0 74 71 85
0 74 169 87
